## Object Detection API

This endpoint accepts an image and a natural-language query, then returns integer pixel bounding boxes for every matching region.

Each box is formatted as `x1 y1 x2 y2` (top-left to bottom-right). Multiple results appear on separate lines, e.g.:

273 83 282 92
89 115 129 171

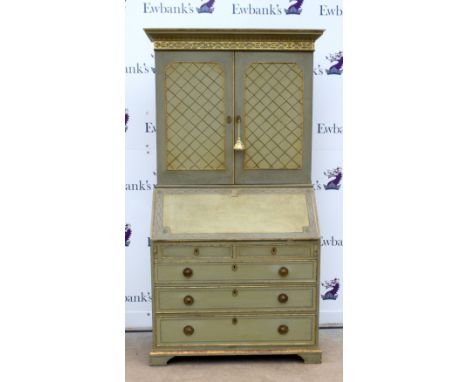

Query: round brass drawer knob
278 293 288 303
183 267 193 278
278 325 289 335
278 266 289 277
183 295 194 305
183 325 194 336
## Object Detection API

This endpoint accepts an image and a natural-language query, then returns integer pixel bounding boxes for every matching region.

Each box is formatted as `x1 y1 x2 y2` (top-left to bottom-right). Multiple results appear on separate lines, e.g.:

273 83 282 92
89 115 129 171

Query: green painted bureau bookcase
144 29 324 366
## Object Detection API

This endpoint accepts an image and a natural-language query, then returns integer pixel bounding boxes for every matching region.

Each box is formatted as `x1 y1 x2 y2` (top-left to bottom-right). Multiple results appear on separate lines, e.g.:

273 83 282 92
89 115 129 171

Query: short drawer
156 261 317 284
156 286 317 312
157 314 317 345
160 245 232 259
236 244 314 258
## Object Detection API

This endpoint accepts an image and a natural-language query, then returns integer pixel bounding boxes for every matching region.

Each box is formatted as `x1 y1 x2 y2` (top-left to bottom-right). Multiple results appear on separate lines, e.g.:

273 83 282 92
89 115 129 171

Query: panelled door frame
234 52 313 185
156 51 234 185
156 51 312 185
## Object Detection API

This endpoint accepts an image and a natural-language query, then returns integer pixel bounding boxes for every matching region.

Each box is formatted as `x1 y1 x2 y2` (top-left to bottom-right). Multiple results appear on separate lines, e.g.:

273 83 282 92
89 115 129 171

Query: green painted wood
151 187 320 242
236 244 312 258
156 261 317 284
149 356 172 366
156 51 234 185
161 245 232 258
299 352 322 364
148 31 322 365
234 52 313 185
157 315 316 345
156 286 316 312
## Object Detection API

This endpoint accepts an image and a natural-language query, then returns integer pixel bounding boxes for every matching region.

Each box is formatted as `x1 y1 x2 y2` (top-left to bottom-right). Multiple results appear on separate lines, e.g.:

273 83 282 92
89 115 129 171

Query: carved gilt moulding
144 29 325 52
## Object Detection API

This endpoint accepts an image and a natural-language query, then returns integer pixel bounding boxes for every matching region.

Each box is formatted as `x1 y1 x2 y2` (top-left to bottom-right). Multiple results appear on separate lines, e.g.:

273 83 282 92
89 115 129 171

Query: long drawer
156 314 317 345
155 286 317 312
155 261 317 284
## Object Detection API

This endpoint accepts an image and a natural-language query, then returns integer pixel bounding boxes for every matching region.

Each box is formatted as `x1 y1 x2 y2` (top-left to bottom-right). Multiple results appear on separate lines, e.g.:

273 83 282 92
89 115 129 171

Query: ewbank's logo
197 0 215 13
285 0 303 15
125 224 132 247
326 51 343 75
125 109 129 132
321 278 340 300
324 167 342 190
125 291 152 303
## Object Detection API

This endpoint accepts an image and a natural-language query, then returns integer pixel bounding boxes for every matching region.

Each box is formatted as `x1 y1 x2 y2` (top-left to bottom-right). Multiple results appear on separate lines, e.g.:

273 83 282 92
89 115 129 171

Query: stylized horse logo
324 167 342 190
125 224 132 247
197 0 215 13
321 278 340 300
285 0 303 15
326 51 343 75
125 109 129 132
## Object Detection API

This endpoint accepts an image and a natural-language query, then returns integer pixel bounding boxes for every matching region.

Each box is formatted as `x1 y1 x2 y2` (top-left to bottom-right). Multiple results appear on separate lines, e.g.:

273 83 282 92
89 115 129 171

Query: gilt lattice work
165 62 225 171
243 63 304 170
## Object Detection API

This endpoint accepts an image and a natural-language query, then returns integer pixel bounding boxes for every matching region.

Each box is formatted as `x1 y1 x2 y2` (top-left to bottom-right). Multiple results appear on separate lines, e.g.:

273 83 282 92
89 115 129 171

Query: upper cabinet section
145 29 324 185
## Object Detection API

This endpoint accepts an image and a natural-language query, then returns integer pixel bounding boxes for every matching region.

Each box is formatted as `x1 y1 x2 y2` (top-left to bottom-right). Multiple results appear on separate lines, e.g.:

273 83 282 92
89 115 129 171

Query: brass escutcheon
232 288 238 296
232 264 238 271
194 248 199 256
271 247 278 255
183 267 193 278
278 266 289 277
183 295 194 305
226 115 232 124
278 325 289 335
232 317 238 325
183 325 194 336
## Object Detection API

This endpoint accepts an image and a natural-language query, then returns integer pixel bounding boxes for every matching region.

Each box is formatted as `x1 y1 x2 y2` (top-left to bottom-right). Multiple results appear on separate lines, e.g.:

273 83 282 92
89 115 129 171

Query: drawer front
157 315 316 345
160 245 232 259
156 286 316 312
156 261 317 284
236 244 314 258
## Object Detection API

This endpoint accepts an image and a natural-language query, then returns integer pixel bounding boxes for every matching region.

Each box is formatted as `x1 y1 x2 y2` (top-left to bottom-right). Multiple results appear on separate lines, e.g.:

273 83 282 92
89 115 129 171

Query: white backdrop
125 0 343 329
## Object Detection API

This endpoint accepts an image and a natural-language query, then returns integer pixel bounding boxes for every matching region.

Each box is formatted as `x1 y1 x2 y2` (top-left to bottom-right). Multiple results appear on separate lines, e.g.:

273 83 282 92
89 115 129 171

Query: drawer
157 314 317 345
156 261 317 284
156 286 317 312
236 243 315 258
160 245 232 259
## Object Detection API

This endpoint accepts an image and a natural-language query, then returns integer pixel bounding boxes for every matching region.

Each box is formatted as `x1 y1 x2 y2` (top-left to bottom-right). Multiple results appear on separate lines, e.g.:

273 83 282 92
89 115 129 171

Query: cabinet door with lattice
234 52 312 184
156 52 234 185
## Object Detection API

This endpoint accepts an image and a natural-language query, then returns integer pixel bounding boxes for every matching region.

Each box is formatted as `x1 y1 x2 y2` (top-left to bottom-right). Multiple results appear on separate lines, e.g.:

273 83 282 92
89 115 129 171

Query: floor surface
126 328 342 382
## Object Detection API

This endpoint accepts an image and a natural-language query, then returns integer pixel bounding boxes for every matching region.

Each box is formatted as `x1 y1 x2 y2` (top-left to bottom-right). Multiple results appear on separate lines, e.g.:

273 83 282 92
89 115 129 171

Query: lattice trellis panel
165 62 225 171
243 63 304 170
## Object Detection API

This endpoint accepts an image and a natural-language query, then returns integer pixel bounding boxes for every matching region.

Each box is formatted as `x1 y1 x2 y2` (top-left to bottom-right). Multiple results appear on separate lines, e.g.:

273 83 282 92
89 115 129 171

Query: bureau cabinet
145 29 324 366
